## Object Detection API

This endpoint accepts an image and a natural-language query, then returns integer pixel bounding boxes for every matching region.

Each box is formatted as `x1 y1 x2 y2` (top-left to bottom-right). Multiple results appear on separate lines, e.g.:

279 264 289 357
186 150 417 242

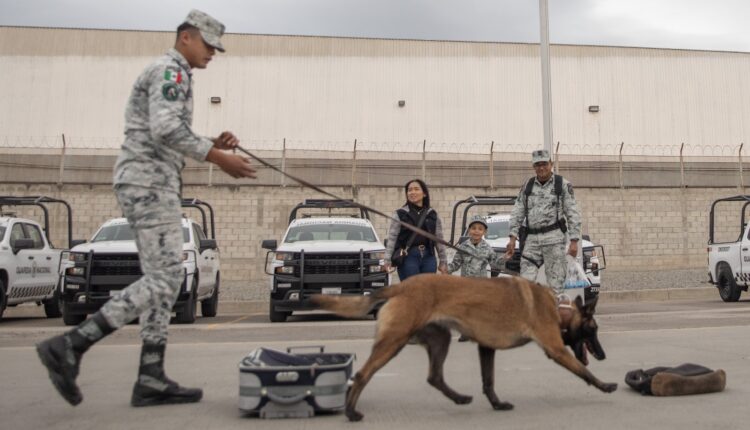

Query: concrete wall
0 182 735 301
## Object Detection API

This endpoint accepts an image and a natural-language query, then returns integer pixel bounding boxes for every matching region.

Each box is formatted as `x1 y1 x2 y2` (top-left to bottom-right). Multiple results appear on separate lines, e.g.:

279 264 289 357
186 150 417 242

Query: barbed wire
0 135 746 158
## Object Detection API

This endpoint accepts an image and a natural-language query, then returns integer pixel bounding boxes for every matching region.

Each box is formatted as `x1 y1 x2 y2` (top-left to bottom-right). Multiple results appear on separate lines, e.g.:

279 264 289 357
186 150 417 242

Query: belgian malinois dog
311 273 617 422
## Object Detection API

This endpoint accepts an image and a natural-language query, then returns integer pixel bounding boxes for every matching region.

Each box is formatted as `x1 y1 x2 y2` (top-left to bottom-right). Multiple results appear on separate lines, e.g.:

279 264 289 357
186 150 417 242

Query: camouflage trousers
98 185 183 344
520 241 566 294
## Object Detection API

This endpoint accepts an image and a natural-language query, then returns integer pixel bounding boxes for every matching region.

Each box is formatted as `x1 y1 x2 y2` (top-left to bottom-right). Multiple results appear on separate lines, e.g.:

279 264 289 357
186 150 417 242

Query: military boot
131 342 203 407
36 313 114 406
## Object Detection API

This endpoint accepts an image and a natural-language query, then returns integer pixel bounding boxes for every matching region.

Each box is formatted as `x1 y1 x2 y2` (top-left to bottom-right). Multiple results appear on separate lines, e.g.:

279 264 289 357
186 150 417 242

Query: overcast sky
1 0 748 52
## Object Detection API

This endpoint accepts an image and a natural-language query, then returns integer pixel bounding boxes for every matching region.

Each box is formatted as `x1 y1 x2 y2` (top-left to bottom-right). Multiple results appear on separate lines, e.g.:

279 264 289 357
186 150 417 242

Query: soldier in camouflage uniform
447 215 506 277
504 149 581 294
36 10 256 408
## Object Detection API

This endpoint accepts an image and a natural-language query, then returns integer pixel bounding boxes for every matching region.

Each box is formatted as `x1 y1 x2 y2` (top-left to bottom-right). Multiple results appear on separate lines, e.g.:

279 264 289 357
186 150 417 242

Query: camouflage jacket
508 175 582 246
114 48 213 193
447 239 505 278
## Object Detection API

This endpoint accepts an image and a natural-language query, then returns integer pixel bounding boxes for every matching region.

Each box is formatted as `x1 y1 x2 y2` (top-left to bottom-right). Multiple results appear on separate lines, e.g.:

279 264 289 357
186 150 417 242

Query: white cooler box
238 346 354 419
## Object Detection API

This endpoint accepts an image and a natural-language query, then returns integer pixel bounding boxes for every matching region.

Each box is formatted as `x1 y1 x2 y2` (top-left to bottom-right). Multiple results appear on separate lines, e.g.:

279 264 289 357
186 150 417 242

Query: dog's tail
311 283 407 318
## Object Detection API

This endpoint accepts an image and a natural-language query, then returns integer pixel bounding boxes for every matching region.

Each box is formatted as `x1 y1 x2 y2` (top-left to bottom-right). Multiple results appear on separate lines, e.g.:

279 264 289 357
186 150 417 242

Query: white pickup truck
59 199 220 324
707 195 750 302
0 196 81 321
261 199 390 322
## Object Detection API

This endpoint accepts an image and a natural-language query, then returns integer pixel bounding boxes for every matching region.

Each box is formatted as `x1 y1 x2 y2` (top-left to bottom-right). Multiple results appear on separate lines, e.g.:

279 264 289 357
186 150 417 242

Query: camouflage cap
468 215 488 230
531 149 551 164
184 9 226 52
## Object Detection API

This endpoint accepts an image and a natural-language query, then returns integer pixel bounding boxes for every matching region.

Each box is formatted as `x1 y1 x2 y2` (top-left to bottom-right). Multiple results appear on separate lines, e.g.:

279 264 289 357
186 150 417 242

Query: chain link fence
1 135 748 189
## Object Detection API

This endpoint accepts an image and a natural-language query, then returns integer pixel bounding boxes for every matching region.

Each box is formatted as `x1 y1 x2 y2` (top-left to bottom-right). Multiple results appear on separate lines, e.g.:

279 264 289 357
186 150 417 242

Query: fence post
57 134 67 187
351 139 357 189
422 139 427 180
281 138 287 187
739 143 744 192
489 141 494 190
554 141 560 174
679 142 685 188
618 141 624 189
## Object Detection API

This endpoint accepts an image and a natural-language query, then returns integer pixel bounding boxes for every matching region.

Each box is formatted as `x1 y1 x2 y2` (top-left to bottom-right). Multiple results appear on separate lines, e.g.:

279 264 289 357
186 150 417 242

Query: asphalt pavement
1 297 749 430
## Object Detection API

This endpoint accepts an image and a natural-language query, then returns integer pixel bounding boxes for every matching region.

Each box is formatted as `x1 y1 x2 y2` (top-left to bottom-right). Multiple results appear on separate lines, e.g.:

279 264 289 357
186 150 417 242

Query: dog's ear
574 295 598 318
574 295 585 312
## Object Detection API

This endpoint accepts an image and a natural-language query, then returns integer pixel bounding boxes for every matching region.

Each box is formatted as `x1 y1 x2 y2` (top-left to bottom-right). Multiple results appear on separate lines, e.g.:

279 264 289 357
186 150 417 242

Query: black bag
391 209 430 268
625 363 726 396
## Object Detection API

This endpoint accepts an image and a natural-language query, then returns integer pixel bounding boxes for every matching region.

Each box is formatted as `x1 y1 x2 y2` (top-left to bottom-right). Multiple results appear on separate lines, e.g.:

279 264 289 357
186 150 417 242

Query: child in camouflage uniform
447 215 506 278
447 215 506 342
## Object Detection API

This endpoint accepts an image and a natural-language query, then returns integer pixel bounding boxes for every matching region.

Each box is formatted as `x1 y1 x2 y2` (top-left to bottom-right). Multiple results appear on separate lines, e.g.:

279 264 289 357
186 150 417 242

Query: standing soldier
504 149 581 294
36 9 257 407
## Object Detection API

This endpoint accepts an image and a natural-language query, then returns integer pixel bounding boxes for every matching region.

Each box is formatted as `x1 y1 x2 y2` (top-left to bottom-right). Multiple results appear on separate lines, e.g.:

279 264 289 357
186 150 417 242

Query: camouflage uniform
447 239 506 277
509 160 581 294
102 46 216 344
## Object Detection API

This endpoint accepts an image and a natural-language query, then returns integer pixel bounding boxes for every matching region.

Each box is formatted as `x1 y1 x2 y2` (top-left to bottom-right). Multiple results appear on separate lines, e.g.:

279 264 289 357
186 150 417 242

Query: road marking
205 314 252 329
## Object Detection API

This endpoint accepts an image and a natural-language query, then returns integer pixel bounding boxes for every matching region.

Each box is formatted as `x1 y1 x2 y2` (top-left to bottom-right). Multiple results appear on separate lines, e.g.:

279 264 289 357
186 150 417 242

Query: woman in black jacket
384 179 448 281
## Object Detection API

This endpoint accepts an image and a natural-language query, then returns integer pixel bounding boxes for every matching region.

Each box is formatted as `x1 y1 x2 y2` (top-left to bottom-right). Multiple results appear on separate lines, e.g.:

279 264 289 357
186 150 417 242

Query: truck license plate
321 287 341 295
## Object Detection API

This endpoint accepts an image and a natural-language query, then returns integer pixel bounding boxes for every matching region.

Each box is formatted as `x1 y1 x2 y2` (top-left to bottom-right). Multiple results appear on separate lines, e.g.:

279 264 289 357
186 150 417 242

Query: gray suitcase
238 346 354 419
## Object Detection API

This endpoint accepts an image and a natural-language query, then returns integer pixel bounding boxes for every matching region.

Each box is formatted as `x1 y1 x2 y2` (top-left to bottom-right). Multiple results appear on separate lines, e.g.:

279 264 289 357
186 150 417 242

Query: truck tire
201 274 219 318
0 279 7 320
43 283 62 318
175 278 197 324
717 263 742 302
62 303 86 326
269 301 290 323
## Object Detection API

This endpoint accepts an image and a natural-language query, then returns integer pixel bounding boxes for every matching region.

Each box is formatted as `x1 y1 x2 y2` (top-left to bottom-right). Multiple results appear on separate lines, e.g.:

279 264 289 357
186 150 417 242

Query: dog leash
235 145 486 263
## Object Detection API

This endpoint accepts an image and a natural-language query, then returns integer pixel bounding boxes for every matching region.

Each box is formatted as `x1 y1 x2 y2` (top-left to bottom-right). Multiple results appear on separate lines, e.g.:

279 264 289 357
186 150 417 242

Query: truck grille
294 253 362 275
91 253 142 276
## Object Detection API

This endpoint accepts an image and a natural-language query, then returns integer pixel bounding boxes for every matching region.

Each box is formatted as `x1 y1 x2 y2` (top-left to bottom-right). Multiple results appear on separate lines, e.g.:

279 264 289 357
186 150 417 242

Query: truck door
192 223 216 295
22 223 57 293
739 227 750 287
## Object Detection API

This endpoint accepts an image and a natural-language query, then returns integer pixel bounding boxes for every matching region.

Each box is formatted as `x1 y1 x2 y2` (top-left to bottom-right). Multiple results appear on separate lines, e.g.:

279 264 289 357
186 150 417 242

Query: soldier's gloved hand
212 131 240 150
207 148 257 179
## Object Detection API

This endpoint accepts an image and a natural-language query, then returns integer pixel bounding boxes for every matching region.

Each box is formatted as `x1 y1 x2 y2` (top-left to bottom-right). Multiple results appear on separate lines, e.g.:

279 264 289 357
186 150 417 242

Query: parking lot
1 298 749 430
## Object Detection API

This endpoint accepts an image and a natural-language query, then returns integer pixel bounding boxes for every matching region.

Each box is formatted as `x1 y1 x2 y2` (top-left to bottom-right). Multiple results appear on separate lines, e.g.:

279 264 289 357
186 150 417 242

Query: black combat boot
36 313 114 406
131 342 203 407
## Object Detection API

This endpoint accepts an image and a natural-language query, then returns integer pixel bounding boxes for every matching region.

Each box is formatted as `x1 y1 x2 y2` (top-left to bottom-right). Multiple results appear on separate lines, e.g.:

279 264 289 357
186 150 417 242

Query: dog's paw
600 382 618 393
454 395 473 405
492 401 514 411
346 409 364 422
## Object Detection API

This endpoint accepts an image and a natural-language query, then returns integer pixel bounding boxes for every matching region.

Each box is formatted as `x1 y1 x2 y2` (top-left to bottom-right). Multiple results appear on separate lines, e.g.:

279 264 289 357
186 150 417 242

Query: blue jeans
397 246 437 281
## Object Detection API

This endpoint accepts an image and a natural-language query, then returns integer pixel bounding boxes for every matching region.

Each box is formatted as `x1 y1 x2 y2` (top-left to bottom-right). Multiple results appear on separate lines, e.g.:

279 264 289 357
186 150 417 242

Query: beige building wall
1 27 749 155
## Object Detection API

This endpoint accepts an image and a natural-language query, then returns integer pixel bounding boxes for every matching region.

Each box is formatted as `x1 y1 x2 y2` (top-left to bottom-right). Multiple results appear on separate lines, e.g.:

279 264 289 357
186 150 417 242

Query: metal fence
1 135 748 189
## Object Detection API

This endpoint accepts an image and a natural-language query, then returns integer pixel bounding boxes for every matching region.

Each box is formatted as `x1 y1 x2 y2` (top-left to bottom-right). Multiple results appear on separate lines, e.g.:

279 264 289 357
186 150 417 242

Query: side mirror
383 238 388 247
199 239 217 251
261 239 278 251
70 239 87 248
12 238 35 254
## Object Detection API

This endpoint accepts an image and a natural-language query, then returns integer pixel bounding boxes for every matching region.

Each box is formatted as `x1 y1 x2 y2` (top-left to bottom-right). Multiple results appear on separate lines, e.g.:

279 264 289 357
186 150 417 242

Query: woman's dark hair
404 178 430 208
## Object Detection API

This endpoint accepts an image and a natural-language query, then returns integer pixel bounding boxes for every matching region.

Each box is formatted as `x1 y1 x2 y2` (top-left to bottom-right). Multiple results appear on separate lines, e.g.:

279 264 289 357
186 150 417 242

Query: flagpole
539 0 553 152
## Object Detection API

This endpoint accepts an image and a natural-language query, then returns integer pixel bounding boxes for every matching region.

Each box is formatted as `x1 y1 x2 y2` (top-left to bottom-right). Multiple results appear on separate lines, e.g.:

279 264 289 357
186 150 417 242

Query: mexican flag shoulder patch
164 69 183 84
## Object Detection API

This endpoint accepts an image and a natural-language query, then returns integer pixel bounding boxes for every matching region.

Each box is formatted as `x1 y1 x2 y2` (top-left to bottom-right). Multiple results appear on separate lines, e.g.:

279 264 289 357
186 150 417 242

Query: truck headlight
69 252 88 263
275 266 294 274
66 267 85 276
366 251 385 260
274 252 293 261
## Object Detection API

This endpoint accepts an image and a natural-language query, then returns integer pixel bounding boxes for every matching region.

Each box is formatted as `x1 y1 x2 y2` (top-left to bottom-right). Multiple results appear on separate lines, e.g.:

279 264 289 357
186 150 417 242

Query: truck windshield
92 225 190 243
484 220 510 240
285 224 378 242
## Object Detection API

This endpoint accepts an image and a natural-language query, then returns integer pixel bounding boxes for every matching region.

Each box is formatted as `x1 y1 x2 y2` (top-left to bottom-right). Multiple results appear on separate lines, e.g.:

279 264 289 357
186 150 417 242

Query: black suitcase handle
287 345 325 353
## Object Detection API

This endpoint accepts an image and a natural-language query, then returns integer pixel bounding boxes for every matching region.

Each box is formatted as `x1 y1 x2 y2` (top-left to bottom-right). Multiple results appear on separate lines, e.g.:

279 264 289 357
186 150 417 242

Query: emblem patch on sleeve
162 83 179 101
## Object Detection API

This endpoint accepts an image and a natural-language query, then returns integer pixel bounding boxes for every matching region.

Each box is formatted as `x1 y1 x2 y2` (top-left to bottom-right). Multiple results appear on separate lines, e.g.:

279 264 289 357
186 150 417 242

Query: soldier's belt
526 221 564 235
